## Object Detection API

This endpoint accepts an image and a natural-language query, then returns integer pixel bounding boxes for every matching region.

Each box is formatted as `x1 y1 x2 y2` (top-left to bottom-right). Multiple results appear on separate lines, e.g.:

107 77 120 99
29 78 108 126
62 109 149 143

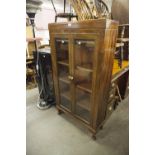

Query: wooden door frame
71 33 100 126
50 33 73 112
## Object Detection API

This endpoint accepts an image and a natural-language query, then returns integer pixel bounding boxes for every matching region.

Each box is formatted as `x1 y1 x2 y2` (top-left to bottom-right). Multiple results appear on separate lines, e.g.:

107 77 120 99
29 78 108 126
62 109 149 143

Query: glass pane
74 39 95 123
55 39 69 66
55 39 71 110
75 88 91 122
59 81 71 109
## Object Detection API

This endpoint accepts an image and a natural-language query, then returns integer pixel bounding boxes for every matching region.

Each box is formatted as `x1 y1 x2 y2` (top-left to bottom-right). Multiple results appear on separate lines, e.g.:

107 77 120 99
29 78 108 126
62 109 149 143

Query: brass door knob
110 94 114 98
68 75 74 80
112 83 115 88
109 106 112 111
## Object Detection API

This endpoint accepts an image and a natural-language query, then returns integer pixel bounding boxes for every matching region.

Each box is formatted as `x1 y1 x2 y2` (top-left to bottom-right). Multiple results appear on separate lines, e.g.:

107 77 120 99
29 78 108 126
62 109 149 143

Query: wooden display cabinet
48 19 128 139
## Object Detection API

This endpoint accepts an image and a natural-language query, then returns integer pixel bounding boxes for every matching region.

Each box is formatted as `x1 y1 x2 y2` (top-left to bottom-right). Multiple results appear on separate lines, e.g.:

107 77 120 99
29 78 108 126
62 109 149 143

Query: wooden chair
115 24 129 68
51 0 78 22
68 0 94 20
69 0 110 20
26 64 37 89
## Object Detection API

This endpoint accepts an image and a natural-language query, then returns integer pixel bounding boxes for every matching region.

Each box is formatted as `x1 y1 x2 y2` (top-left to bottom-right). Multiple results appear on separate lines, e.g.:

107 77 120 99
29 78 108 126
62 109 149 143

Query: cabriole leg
92 134 96 140
99 125 103 130
57 109 63 115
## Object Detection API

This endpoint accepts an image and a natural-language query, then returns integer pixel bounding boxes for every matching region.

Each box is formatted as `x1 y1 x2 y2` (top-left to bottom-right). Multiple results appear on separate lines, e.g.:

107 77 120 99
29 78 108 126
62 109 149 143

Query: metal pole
64 0 66 13
50 0 57 14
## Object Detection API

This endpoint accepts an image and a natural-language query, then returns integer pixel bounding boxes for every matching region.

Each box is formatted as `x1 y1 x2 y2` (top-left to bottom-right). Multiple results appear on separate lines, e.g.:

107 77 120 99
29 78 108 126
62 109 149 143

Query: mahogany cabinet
48 19 124 139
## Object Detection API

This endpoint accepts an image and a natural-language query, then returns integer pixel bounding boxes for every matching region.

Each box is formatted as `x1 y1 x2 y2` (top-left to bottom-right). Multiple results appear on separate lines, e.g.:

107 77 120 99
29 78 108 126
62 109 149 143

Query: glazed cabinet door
72 35 98 124
53 36 73 112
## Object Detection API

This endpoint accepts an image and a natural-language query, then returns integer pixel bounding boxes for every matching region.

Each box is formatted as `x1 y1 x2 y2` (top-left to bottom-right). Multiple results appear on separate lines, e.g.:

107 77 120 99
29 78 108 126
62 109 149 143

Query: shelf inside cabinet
59 75 70 84
76 63 93 72
75 40 94 47
77 82 92 93
77 98 91 111
61 91 70 100
56 39 68 43
58 60 69 66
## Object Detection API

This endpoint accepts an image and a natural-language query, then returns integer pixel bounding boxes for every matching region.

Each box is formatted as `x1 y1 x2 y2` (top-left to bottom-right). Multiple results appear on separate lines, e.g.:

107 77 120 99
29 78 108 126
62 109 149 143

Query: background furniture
26 55 36 89
68 0 94 20
115 24 129 68
26 37 42 57
26 37 42 89
111 0 129 24
68 0 110 20
50 0 78 22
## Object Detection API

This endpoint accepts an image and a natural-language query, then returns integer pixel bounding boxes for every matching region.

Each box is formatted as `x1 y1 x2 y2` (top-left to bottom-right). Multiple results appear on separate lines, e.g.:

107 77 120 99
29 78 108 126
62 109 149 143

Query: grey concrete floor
27 88 129 155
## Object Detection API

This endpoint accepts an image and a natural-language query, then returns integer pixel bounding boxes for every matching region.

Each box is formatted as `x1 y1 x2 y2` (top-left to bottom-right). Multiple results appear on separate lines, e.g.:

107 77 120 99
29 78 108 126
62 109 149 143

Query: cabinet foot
92 134 96 140
99 125 103 130
58 109 63 115
114 101 118 110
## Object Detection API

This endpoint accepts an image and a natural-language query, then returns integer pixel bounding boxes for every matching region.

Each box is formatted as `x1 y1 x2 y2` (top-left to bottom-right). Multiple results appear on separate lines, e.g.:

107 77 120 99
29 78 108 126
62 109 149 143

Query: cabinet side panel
93 25 118 128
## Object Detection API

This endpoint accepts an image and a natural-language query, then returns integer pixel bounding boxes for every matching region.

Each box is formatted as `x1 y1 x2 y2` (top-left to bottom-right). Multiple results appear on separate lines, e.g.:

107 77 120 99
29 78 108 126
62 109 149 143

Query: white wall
34 1 71 45
105 0 113 12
